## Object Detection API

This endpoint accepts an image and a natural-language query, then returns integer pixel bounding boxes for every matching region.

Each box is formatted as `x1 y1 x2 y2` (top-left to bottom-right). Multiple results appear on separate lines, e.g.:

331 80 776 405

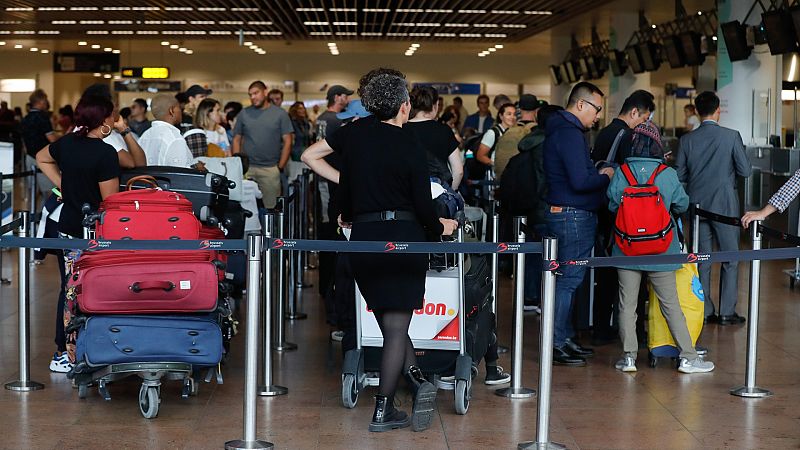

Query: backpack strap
620 163 637 186
646 163 668 185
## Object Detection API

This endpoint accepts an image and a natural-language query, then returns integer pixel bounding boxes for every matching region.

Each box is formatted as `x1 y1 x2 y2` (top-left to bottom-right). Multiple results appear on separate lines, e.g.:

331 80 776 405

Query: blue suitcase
76 315 224 368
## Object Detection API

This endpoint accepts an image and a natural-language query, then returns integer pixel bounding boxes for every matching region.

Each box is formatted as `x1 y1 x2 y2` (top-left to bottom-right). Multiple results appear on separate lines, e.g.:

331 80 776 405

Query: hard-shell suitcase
120 166 232 224
69 253 222 314
220 200 251 239
96 187 200 240
76 315 224 367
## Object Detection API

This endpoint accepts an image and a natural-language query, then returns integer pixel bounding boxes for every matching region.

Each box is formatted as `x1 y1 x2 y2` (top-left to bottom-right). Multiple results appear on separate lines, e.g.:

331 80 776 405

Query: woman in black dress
304 71 458 432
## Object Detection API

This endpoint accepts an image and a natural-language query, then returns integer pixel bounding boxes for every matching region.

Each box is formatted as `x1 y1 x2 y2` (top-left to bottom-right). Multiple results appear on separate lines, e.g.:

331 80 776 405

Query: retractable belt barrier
757 223 800 247
692 204 742 227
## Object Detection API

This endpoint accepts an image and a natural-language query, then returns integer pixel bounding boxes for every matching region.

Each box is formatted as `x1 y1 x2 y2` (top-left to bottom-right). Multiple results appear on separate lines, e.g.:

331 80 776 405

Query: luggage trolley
341 228 474 415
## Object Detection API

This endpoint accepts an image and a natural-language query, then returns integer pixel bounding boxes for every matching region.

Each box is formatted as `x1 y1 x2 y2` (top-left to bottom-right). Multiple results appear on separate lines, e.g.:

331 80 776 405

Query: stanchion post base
497 345 510 354
495 387 536 399
224 439 274 450
257 385 288 396
286 313 308 320
295 282 313 289
730 386 773 398
272 342 298 352
5 380 44 391
518 441 567 449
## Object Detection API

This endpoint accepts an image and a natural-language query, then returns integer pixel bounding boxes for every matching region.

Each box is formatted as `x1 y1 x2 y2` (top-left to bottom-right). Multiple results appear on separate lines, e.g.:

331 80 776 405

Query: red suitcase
96 177 200 240
69 251 220 314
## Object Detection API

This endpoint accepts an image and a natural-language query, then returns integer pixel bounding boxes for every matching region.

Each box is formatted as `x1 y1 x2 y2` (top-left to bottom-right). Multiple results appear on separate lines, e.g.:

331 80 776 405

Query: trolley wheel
649 354 657 368
454 379 470 415
181 377 198 398
138 385 160 419
791 277 796 289
342 373 359 409
77 383 88 399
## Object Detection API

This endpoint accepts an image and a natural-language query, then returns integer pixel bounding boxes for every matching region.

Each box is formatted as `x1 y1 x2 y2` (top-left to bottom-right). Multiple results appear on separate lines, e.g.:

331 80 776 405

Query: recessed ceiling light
395 23 440 27
170 44 179 49
248 21 272 25
78 41 87 45
161 41 170 46
304 21 329 26
104 47 112 52
396 9 424 13
186 50 194 54
444 23 470 27
296 7 325 12
86 31 109 34
333 22 357 26
478 53 486 57
411 43 420 48
495 44 504 48
425 9 453 13
361 32 383 36
91 44 100 48
102 6 130 10
103 74 112 79
52 20 76 25
231 7 259 12
197 7 226 11
14 44 22 48
179 47 187 52
70 6 98 11
93 72 101 77
40 49 49 53
409 32 430 36
29 47 37 52
502 24 526 28
459 10 486 14
80 20 104 25
310 31 332 35
488 48 497 52
132 6 159 11
190 21 215 25
330 8 357 12
492 10 519 14
165 6 193 11
112 49 120 54
0 42 5 45
113 75 121 79
434 33 456 37
459 33 482 37
363 8 391 13
712 36 718 41
243 41 253 46
524 10 553 15
484 33 507 38
38 6 65 10
219 21 243 25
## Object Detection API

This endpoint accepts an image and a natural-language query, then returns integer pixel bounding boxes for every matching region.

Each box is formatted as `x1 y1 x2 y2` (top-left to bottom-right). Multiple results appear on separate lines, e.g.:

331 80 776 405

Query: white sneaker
330 330 344 342
614 355 637 372
678 357 715 373
49 352 73 373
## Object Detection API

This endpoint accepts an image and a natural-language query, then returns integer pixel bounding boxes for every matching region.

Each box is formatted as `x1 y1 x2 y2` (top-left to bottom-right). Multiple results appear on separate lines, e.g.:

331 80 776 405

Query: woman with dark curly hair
303 70 458 433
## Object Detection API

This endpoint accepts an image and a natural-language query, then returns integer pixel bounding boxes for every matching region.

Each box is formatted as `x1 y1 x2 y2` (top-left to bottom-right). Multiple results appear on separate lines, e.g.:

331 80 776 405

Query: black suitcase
221 200 252 239
120 167 233 225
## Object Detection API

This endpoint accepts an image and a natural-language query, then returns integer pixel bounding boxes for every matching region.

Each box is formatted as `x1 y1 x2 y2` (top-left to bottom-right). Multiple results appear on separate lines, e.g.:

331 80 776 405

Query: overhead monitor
721 20 752 61
662 35 686 68
762 10 799 55
608 50 628 76
638 41 661 72
549 65 564 85
564 60 581 83
625 45 644 74
679 32 705 66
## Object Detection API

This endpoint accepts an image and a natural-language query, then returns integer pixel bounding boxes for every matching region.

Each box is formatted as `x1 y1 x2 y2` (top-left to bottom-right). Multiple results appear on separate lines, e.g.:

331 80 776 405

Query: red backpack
613 163 674 256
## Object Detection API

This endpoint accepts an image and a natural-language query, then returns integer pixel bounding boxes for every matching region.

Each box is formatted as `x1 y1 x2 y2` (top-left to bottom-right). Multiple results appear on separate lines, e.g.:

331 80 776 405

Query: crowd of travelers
8 67 800 433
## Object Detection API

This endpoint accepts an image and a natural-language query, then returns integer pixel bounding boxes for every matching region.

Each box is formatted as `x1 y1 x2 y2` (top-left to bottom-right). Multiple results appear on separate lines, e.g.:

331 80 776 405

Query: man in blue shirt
462 94 493 134
543 82 614 366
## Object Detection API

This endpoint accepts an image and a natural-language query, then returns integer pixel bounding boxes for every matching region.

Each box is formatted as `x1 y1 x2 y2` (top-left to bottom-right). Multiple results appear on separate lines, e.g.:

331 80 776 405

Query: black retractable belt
352 210 417 222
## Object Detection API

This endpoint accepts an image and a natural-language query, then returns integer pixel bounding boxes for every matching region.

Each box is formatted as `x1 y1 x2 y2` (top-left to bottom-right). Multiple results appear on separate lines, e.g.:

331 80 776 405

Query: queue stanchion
258 212 288 397
730 221 773 398
0 180 10 285
297 172 311 286
692 203 700 254
496 216 535 399
287 184 307 321
5 211 44 392
272 197 297 352
226 235 274 450
491 209 508 354
520 236 564 449
27 165 37 264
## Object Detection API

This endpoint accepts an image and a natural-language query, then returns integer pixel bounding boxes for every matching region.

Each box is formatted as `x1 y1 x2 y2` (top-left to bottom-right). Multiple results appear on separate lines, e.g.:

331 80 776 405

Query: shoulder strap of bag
646 163 668 185
183 128 204 138
620 163 637 186
606 128 627 163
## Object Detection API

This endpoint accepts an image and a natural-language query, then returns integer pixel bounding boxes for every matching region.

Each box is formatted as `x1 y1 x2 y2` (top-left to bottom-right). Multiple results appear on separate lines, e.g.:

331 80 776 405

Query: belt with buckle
353 210 417 223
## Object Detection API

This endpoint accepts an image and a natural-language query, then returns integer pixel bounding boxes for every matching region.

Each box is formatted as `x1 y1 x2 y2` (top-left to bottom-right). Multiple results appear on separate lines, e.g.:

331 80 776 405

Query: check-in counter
741 146 800 242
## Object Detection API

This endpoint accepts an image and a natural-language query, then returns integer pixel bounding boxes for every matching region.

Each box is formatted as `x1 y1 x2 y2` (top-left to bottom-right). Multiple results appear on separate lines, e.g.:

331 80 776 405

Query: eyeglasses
582 99 602 114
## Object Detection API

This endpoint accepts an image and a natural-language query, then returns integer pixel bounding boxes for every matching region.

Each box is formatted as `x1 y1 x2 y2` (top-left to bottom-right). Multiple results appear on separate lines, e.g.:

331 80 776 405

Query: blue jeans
545 208 597 348
524 222 548 302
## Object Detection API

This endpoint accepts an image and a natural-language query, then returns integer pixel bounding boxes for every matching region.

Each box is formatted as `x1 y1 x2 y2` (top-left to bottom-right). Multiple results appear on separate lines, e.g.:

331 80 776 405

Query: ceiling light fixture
444 23 470 27
40 49 49 53
248 21 272 25
112 49 120 54
304 21 330 26
51 20 76 25
297 7 325 12
29 47 37 52
14 44 23 48
103 74 112 79
38 6 65 10
397 9 424 13
165 7 192 11
231 7 259 12
186 50 194 54
78 41 87 45
363 8 391 13
502 24 526 28
91 44 100 49
459 10 486 14
524 10 553 15
103 47 112 52
6 7 33 11
330 8 357 12
333 22 357 26
93 72 101 77
170 44 179 49
484 33 507 38
161 41 169 45
197 7 226 11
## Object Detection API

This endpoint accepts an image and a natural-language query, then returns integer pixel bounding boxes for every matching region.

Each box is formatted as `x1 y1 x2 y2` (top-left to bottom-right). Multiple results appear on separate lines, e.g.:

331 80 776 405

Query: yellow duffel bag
647 263 705 358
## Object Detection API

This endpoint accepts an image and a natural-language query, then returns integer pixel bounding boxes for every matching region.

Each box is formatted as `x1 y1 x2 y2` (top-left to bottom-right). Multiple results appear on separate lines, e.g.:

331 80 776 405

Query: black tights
374 309 416 398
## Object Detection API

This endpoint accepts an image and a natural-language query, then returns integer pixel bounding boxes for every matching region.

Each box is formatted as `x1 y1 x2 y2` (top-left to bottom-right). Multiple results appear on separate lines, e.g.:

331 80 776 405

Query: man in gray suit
676 91 752 325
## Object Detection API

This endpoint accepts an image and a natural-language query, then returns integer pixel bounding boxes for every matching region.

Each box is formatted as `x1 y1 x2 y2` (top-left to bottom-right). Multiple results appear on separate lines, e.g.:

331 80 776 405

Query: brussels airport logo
384 242 409 252
496 243 522 253
547 261 560 271
414 298 456 317
271 239 297 249
566 260 589 266
86 239 111 250
199 240 224 250
686 253 711 263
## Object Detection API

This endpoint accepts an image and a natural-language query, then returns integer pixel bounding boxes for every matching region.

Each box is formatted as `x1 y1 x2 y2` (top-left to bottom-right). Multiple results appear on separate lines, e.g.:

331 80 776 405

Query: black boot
404 365 437 432
369 395 410 432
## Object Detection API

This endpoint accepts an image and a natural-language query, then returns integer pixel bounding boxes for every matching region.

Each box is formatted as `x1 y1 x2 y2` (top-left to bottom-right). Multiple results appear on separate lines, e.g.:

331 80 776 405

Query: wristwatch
120 127 132 137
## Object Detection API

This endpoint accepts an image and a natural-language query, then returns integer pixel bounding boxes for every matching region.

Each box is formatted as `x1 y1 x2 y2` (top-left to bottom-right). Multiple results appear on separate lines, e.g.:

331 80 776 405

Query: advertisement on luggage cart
358 272 461 341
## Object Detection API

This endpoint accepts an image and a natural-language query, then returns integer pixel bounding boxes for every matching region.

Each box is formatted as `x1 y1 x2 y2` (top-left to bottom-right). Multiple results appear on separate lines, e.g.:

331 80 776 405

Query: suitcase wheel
342 373 359 409
181 377 198 398
139 385 161 419
649 353 657 368
454 379 471 415
78 383 89 399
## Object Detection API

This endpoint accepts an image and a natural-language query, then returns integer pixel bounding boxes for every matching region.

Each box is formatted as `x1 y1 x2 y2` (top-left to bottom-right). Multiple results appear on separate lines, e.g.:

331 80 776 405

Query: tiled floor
1 251 799 450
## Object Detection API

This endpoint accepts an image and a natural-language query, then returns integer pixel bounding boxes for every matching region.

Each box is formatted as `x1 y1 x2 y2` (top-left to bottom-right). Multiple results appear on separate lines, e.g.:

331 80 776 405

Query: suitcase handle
130 281 176 293
126 175 160 191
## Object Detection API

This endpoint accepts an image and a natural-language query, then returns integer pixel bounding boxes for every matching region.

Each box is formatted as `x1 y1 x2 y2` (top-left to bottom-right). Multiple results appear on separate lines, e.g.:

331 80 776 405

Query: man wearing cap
232 80 293 209
177 84 211 157
493 94 541 180
316 85 353 140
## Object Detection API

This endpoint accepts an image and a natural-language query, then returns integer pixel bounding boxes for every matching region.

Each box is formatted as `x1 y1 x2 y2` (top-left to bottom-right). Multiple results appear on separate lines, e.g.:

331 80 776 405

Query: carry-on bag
220 200 252 239
193 156 244 202
96 178 200 240
69 252 222 314
120 166 233 224
75 315 224 367
647 263 705 361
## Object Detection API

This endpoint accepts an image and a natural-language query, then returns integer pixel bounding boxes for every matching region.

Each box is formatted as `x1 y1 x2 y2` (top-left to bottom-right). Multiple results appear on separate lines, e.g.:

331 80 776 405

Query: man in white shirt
138 94 194 167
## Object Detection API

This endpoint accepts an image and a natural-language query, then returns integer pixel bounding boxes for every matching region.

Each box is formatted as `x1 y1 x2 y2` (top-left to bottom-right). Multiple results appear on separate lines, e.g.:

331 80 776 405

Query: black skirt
350 220 428 311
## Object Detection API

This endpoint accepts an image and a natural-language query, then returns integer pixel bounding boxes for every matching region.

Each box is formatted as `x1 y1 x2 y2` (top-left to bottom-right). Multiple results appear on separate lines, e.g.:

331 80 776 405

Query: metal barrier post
496 216 535 399
520 236 564 449
287 184 307 320
5 211 44 392
258 213 288 397
692 203 700 254
28 165 37 264
226 235 274 450
272 198 297 352
298 171 313 282
491 211 500 316
730 221 773 398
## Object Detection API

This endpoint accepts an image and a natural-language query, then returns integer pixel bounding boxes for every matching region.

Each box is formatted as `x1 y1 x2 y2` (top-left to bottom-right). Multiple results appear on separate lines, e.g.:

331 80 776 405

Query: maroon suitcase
96 181 200 240
68 251 220 314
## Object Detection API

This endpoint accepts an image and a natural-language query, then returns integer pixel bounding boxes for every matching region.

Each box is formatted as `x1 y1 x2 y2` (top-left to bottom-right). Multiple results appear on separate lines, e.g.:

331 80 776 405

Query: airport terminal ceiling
0 1 616 44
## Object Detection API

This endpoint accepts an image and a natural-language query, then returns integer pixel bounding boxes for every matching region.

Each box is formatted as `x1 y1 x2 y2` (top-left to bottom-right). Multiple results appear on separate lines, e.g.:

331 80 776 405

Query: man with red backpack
606 121 714 374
